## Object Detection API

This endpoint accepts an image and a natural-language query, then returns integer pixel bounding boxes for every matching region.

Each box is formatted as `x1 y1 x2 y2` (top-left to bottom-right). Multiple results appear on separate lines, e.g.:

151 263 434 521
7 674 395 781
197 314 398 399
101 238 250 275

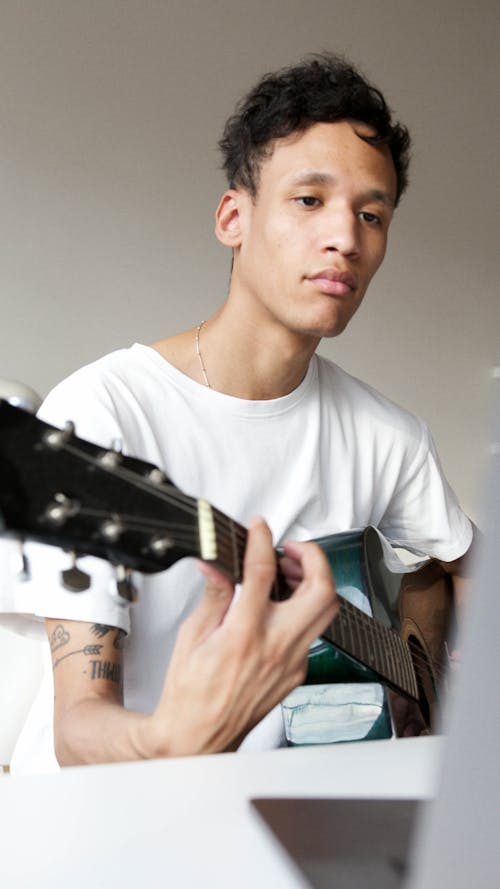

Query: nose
321 206 359 257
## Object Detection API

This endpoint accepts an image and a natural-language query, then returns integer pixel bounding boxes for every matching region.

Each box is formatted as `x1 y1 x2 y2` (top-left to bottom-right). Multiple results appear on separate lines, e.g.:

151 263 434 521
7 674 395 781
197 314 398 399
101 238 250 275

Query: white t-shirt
1 345 472 772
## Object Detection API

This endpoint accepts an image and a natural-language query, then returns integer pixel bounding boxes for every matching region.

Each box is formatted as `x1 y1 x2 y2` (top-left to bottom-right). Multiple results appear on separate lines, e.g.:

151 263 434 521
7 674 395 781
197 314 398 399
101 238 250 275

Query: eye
358 211 382 226
294 196 322 208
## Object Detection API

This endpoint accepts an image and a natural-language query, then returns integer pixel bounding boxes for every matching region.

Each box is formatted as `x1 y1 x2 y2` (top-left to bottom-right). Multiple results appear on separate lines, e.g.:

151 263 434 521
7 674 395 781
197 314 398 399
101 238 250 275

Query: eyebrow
287 171 396 210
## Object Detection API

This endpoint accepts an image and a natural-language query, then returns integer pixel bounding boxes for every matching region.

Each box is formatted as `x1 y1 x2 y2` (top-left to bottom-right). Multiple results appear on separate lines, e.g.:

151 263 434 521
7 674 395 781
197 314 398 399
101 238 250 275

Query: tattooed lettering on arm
87 660 122 683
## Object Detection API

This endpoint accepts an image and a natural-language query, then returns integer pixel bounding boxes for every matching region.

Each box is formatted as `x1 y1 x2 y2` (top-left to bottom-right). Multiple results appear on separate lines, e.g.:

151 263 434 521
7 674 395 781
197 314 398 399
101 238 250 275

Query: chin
322 319 351 338
301 299 361 339
300 314 353 339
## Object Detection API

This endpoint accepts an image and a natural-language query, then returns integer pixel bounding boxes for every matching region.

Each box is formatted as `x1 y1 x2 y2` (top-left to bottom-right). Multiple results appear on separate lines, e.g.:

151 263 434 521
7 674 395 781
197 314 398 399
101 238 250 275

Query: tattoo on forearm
50 624 70 654
90 623 114 639
113 629 126 650
53 644 103 668
91 624 126 649
87 660 122 683
50 624 125 682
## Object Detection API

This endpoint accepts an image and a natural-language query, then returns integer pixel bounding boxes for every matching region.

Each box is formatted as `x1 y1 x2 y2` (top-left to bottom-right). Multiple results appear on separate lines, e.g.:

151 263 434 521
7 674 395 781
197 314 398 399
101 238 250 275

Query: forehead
256 121 397 201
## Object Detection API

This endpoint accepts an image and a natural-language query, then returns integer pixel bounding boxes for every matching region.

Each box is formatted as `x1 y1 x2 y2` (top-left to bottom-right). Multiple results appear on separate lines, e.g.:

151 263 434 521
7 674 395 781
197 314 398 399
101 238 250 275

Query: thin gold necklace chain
195 321 211 388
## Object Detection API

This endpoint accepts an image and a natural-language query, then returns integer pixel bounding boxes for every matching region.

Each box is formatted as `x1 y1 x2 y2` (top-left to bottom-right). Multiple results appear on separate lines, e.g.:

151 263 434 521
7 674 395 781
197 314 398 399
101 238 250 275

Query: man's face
231 121 397 342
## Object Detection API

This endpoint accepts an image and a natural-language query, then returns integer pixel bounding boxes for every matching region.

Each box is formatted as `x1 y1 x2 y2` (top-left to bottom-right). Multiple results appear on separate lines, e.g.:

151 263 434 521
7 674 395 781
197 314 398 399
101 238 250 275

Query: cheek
366 235 388 275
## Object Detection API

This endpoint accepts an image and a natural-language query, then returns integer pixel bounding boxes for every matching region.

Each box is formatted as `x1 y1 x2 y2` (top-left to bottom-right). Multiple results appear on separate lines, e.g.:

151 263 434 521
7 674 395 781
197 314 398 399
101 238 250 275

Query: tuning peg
112 565 137 603
45 493 80 526
43 421 75 450
99 438 123 469
148 468 167 485
0 379 42 413
15 540 31 582
60 552 91 593
100 516 124 542
148 535 175 557
99 451 122 469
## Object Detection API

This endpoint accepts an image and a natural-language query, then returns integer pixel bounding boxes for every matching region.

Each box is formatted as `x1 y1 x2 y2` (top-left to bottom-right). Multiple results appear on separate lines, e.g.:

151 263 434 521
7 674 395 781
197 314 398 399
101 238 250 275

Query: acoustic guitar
0 399 454 734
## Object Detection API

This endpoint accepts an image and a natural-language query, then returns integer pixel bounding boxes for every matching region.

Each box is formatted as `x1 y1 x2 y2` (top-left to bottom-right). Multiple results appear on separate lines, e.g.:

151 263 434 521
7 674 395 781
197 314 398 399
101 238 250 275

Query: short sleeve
378 421 473 561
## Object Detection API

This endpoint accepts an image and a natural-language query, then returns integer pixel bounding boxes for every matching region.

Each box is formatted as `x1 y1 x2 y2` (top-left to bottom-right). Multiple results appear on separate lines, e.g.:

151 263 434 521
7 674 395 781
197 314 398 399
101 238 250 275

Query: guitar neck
323 598 419 701
209 508 419 702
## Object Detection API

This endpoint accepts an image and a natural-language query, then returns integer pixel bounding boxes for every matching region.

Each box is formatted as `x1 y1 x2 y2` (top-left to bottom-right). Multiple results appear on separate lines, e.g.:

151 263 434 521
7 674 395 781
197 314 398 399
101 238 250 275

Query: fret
388 630 403 688
401 637 419 699
356 608 372 669
211 507 246 582
392 632 412 693
333 602 352 652
386 630 398 684
366 616 380 672
229 516 244 582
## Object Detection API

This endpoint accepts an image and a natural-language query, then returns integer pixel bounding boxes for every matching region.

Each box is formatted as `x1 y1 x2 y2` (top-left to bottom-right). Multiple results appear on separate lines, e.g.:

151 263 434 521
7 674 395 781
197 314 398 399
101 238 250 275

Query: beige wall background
1 0 498 522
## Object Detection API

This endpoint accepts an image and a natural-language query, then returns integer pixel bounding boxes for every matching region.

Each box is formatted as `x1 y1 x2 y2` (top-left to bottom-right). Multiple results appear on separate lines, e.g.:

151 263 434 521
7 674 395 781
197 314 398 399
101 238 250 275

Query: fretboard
211 509 419 701
322 597 419 700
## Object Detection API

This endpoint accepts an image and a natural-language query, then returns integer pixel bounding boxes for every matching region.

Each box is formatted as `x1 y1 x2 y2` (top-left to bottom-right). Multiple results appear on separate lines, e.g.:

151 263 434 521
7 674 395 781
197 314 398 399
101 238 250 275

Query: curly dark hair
219 53 411 205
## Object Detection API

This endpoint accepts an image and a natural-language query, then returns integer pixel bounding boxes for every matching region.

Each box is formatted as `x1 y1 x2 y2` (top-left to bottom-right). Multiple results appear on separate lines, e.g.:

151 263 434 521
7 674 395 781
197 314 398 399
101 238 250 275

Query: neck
195 300 319 399
151 297 319 401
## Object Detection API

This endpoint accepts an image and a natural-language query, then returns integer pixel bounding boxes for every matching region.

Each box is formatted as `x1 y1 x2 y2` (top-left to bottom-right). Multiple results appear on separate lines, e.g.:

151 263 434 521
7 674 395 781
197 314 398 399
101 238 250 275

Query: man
5 54 473 772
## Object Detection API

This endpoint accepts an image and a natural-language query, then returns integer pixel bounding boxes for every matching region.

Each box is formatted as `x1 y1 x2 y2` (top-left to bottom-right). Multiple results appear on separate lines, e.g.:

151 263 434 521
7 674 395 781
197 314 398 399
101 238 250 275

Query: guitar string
338 605 448 684
63 442 253 552
63 443 202 514
335 602 420 691
406 636 448 682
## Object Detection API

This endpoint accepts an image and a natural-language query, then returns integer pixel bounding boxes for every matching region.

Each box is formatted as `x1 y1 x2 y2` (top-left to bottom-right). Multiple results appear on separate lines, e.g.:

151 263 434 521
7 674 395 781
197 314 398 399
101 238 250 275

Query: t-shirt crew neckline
132 343 318 418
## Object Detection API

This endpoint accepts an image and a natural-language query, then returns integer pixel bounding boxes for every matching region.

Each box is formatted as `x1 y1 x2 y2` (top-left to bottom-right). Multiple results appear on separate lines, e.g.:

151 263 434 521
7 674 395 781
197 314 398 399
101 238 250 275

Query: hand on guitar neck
145 519 338 756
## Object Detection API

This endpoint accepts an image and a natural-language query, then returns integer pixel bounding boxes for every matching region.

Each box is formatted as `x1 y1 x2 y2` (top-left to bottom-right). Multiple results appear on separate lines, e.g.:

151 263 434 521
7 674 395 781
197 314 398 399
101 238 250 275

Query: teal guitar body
306 530 383 686
303 528 454 736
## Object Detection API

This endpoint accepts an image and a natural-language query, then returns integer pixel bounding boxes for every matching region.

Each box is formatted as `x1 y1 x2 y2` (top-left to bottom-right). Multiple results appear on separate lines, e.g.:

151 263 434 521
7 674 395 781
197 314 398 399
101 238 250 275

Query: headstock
0 400 207 577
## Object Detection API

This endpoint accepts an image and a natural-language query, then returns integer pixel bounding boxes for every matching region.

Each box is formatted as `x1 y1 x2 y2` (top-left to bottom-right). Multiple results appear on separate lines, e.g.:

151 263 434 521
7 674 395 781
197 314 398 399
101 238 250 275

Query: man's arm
48 517 338 766
46 618 146 765
437 523 480 614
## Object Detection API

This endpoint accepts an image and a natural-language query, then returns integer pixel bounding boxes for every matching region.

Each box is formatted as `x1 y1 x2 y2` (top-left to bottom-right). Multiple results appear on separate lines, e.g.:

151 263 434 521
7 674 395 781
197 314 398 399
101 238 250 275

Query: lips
307 268 357 296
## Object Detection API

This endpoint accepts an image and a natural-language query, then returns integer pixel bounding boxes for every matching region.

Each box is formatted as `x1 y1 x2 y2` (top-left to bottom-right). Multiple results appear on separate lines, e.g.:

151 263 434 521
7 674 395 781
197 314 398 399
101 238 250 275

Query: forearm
450 572 473 613
46 618 167 766
439 526 479 615
54 697 158 766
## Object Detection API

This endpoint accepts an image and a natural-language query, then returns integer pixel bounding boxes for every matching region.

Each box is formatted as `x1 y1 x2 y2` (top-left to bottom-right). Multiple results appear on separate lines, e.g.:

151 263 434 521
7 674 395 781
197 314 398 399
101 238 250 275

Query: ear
214 189 245 248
